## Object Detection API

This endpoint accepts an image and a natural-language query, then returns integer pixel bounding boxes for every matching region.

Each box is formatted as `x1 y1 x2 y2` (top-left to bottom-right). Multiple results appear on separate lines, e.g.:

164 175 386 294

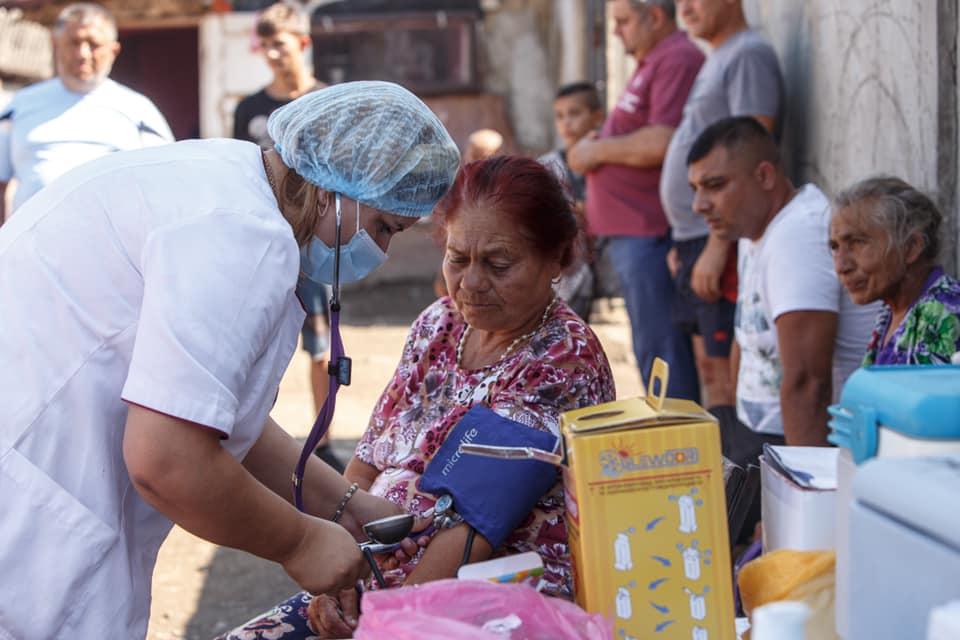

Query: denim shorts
296 276 330 358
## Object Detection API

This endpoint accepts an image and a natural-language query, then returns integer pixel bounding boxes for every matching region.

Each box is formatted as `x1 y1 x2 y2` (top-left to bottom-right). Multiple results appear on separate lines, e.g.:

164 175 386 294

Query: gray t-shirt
660 29 784 241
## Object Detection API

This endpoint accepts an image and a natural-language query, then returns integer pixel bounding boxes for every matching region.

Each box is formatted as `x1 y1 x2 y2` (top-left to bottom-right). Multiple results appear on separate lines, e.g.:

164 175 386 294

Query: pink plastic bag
354 579 613 640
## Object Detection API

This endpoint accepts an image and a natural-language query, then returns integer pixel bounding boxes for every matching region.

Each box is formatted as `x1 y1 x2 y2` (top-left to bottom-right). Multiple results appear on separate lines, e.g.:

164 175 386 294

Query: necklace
261 150 279 202
456 297 558 369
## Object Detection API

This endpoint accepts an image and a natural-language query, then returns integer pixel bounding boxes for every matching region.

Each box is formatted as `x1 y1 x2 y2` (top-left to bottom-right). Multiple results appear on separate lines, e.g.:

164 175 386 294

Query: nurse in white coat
0 81 460 640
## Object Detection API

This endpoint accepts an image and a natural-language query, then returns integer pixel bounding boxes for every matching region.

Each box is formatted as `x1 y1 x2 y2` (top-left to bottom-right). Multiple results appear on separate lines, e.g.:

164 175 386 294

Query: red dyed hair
433 156 582 268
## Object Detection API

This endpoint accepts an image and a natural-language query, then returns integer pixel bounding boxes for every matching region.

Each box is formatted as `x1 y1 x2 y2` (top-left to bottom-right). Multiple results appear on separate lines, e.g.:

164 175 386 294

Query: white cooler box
848 455 960 640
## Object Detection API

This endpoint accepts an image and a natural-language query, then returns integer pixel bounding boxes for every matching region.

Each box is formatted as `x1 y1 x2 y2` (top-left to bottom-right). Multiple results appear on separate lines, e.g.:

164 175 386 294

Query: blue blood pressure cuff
418 405 560 549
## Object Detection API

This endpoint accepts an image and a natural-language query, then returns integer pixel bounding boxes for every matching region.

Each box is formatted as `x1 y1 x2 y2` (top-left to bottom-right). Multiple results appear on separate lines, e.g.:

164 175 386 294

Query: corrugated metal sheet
1 0 207 24
310 0 481 16
0 8 52 79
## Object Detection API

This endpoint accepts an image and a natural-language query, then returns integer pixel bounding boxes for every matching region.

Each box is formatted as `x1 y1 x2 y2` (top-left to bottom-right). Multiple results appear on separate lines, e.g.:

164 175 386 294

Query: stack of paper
763 445 838 490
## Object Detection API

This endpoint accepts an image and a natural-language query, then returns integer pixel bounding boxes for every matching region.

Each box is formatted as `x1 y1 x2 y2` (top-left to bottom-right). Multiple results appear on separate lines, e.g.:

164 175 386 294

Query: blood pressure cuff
418 405 559 550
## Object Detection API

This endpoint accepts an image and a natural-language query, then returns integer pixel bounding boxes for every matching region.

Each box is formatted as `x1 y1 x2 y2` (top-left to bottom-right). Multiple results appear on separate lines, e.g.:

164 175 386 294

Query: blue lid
828 365 960 463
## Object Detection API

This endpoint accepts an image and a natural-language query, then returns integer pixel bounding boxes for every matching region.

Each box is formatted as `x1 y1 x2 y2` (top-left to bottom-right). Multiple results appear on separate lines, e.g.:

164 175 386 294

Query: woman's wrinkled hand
308 588 361 639
340 491 404 542
379 516 435 571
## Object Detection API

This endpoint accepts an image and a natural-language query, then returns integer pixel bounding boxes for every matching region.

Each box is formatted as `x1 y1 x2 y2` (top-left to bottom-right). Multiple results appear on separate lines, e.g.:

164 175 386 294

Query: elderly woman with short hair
829 176 960 365
217 156 616 639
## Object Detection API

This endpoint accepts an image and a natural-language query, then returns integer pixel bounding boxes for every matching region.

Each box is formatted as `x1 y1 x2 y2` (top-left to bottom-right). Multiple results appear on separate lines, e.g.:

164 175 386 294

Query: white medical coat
0 139 305 639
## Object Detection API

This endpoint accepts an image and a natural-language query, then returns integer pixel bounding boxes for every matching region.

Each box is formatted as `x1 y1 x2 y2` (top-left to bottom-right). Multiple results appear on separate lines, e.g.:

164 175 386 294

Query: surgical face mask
300 196 388 286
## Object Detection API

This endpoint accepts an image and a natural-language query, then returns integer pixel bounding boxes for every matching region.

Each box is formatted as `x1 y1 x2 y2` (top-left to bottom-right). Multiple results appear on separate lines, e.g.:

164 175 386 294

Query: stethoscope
292 193 351 512
289 197 477 587
292 193 400 591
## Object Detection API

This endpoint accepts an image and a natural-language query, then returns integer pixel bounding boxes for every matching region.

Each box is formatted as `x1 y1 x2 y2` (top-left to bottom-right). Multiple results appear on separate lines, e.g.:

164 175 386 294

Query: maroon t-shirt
586 30 704 238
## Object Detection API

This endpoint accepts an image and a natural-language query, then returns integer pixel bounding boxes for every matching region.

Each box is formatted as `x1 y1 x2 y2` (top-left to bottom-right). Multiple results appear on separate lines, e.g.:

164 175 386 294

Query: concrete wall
745 0 958 277
480 0 591 153
199 13 274 139
557 0 589 87
479 0 555 152
604 1 633 114
747 1 940 188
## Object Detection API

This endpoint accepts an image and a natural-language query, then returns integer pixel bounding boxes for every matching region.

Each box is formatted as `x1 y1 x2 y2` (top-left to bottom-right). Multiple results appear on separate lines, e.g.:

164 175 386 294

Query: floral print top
863 266 960 366
355 296 615 597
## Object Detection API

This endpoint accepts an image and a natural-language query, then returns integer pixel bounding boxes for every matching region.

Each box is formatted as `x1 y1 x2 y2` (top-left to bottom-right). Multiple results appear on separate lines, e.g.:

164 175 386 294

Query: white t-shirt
734 184 878 435
0 77 173 211
0 139 304 639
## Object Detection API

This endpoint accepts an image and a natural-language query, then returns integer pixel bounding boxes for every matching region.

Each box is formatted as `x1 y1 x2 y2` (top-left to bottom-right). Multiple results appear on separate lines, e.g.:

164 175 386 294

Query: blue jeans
296 275 330 357
605 235 699 401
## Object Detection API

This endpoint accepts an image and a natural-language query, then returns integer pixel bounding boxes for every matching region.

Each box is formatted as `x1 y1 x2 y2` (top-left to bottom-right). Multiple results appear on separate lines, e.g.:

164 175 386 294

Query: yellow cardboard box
561 360 734 640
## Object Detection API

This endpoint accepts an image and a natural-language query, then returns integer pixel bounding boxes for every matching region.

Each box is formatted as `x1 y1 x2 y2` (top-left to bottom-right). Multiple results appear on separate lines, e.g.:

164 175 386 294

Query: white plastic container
751 601 810 640
828 366 960 638
928 600 960 640
848 456 960 639
760 449 837 551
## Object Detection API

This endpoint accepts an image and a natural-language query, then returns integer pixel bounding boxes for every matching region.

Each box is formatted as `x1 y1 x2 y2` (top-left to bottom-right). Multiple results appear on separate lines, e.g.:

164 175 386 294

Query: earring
551 275 562 285
316 193 331 217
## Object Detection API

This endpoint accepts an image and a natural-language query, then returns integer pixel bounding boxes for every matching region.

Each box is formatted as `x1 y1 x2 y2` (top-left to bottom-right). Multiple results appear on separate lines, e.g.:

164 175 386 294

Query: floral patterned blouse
356 296 615 597
862 266 960 366
214 298 615 640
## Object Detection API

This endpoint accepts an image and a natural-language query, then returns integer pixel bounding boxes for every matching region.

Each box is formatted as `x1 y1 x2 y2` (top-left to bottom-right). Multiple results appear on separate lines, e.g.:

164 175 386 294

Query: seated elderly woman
830 176 960 365
216 156 615 640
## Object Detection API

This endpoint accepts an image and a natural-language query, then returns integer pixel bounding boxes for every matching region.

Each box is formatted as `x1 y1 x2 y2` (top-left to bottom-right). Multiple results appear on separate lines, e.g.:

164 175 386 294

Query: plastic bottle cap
751 600 811 640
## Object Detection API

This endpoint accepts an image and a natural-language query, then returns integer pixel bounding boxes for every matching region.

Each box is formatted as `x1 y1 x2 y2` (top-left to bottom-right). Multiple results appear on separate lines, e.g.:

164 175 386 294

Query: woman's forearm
124 406 308 563
344 456 380 490
243 417 354 518
124 405 373 596
403 525 493 584
244 419 404 539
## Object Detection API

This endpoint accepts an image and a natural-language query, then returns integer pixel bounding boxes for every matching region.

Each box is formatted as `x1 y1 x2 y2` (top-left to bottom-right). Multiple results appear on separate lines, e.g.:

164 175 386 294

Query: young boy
538 82 604 204
233 3 324 147
233 3 343 471
538 82 609 320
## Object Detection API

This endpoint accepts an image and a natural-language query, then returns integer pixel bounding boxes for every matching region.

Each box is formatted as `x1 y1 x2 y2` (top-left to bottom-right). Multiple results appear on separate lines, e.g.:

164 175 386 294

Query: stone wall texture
745 0 957 273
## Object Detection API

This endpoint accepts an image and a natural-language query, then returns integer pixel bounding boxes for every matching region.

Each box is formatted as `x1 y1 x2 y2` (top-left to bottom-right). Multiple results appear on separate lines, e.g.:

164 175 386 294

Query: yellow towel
738 549 838 640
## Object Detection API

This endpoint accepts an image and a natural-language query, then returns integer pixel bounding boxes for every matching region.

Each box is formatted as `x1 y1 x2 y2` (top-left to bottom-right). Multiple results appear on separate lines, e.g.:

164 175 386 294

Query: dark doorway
111 26 200 140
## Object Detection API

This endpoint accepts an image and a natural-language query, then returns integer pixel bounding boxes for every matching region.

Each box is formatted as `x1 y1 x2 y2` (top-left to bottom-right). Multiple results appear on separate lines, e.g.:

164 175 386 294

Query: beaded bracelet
331 482 359 523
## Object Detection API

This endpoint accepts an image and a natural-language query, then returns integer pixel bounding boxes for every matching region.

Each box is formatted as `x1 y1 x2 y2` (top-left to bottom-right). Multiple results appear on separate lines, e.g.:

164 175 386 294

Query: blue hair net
267 81 460 217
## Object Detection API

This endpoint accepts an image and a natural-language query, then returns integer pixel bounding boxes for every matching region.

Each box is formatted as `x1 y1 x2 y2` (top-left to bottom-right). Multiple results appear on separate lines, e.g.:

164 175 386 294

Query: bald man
661 0 784 411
